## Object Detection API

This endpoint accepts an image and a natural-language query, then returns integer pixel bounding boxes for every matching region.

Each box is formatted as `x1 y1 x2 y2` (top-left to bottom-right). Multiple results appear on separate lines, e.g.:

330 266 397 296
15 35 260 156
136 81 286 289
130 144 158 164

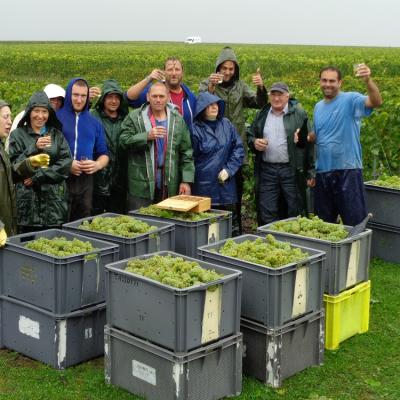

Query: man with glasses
247 82 315 226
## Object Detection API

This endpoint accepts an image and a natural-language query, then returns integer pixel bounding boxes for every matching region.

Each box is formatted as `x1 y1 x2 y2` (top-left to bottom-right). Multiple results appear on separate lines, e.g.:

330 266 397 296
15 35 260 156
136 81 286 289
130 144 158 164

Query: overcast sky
1 0 399 47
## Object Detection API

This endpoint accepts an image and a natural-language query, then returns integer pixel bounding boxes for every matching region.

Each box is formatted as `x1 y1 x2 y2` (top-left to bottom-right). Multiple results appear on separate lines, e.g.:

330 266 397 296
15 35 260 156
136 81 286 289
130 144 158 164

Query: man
124 57 196 132
199 46 267 156
247 82 315 226
91 79 129 215
57 78 109 221
199 46 267 234
313 65 382 226
119 82 194 210
0 100 49 237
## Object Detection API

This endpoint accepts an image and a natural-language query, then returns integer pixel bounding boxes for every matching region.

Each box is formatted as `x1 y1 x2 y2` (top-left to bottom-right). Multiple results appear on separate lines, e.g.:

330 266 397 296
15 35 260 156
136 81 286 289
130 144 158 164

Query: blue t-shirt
313 92 372 172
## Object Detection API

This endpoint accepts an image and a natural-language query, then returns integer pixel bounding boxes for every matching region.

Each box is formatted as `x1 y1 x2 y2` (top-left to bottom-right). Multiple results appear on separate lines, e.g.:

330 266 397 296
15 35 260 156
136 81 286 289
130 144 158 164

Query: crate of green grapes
365 175 400 228
63 213 175 260
105 251 242 352
257 216 371 295
129 206 232 258
198 234 325 327
1 229 119 313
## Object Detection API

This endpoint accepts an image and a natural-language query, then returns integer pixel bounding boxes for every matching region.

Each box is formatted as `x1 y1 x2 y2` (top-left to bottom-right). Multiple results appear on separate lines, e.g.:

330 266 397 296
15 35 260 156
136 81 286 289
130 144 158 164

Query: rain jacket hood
18 91 62 130
194 92 225 121
215 47 240 81
61 77 90 113
95 79 129 118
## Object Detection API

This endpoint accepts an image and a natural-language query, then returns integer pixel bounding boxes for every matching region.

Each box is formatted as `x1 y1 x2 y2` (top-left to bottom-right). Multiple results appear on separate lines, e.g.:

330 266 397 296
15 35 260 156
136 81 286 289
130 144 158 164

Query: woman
1 99 49 238
191 92 244 236
8 91 72 233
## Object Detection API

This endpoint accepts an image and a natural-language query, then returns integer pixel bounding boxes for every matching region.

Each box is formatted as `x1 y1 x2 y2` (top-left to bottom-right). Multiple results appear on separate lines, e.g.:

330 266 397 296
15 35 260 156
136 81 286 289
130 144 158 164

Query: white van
184 36 202 44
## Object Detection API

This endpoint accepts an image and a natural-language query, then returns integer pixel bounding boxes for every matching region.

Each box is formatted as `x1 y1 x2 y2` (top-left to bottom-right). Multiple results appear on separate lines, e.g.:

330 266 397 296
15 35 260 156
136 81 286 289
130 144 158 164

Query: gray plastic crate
104 326 242 400
105 250 242 352
0 296 105 369
198 234 325 327
129 209 232 258
1 229 119 313
368 221 400 264
365 182 400 228
241 310 324 388
62 212 175 260
258 219 371 295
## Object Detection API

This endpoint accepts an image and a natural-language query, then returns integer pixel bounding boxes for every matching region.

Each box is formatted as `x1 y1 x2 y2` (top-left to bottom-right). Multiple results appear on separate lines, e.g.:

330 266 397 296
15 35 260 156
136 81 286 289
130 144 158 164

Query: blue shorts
314 169 367 226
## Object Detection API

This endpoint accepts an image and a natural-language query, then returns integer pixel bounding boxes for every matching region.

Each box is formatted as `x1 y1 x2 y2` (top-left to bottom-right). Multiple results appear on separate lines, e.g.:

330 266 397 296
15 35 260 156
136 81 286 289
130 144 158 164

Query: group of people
0 46 382 245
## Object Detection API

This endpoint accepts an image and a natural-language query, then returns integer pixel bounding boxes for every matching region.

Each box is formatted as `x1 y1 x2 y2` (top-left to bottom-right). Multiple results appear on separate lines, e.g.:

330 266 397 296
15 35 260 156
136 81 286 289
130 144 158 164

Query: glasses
268 92 286 97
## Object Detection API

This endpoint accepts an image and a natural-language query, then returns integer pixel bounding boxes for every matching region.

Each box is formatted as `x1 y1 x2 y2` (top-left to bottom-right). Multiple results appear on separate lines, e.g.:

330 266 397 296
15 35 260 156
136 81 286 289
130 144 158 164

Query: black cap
268 82 289 94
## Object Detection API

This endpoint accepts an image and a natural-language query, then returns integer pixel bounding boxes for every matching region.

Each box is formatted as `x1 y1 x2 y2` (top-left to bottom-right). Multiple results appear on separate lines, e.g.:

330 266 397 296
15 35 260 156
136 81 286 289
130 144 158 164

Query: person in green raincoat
91 79 129 214
8 92 72 233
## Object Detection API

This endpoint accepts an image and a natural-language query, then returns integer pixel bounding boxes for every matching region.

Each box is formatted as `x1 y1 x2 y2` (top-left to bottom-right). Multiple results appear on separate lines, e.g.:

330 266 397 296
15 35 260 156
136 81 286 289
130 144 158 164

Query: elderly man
124 57 196 132
313 65 382 226
119 82 194 210
247 82 315 226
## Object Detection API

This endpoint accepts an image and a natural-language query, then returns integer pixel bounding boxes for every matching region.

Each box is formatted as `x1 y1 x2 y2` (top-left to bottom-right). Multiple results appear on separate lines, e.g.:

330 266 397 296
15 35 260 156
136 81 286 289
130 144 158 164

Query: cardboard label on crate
346 240 360 288
208 222 219 244
20 266 36 283
292 266 308 317
132 360 157 386
57 320 67 367
18 315 40 339
201 285 222 344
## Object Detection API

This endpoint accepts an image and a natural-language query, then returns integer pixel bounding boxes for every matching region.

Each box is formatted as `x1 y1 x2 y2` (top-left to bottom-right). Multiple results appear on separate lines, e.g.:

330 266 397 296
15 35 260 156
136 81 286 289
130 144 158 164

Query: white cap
43 84 65 99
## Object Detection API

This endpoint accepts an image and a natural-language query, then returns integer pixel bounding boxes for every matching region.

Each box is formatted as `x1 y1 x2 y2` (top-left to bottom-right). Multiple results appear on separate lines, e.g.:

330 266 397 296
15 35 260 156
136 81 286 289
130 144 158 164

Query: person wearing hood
57 78 109 221
119 82 194 210
91 79 129 214
124 57 196 132
1 99 49 237
199 46 267 156
192 92 244 236
199 46 267 234
6 83 66 152
8 92 72 233
247 82 315 226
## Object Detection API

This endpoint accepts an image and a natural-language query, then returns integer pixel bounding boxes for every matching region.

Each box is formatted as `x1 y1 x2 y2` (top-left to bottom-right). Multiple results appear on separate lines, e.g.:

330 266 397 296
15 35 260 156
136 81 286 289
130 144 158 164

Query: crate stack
0 229 119 369
104 250 243 400
130 209 232 258
258 219 372 350
365 181 400 263
198 234 326 387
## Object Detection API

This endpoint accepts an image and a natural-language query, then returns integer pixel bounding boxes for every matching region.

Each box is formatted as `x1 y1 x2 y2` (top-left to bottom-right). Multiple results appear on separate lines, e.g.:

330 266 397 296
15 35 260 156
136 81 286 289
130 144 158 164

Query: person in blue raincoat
191 92 244 236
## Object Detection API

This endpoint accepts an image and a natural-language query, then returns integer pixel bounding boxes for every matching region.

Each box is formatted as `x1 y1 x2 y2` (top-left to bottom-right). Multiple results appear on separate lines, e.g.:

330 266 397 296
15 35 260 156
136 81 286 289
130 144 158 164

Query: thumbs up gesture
252 67 263 87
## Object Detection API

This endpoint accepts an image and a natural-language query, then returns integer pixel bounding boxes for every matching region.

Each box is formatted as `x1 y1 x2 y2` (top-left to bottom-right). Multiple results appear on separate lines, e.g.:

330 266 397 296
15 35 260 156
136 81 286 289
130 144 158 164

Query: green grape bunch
79 215 156 238
269 216 349 242
138 205 214 222
25 236 97 257
125 254 224 289
218 234 309 268
369 174 400 190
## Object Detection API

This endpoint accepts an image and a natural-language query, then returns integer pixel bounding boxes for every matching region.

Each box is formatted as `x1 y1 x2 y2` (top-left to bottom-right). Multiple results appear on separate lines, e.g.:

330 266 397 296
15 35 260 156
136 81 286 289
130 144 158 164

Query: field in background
0 41 400 179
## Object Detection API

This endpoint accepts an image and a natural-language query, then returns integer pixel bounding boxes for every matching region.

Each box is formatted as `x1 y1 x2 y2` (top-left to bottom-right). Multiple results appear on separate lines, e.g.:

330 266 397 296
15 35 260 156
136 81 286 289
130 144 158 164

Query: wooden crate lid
154 195 211 212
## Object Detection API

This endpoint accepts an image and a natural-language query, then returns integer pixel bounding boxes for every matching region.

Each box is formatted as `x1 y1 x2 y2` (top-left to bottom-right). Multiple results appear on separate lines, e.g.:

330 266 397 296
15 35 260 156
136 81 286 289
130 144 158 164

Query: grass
0 258 399 400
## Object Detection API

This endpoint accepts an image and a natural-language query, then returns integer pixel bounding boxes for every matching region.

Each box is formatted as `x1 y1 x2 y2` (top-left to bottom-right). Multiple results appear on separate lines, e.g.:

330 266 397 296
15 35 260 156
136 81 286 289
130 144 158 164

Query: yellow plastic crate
324 280 370 350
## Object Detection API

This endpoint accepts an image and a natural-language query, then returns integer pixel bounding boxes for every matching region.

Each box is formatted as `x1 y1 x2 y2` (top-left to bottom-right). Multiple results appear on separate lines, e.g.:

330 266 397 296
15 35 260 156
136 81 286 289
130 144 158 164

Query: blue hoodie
124 83 196 133
191 92 244 205
57 78 108 161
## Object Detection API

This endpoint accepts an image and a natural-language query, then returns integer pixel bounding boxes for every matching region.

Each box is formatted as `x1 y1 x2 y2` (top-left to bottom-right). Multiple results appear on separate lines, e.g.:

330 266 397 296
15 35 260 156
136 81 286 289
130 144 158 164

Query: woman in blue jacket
192 92 244 236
